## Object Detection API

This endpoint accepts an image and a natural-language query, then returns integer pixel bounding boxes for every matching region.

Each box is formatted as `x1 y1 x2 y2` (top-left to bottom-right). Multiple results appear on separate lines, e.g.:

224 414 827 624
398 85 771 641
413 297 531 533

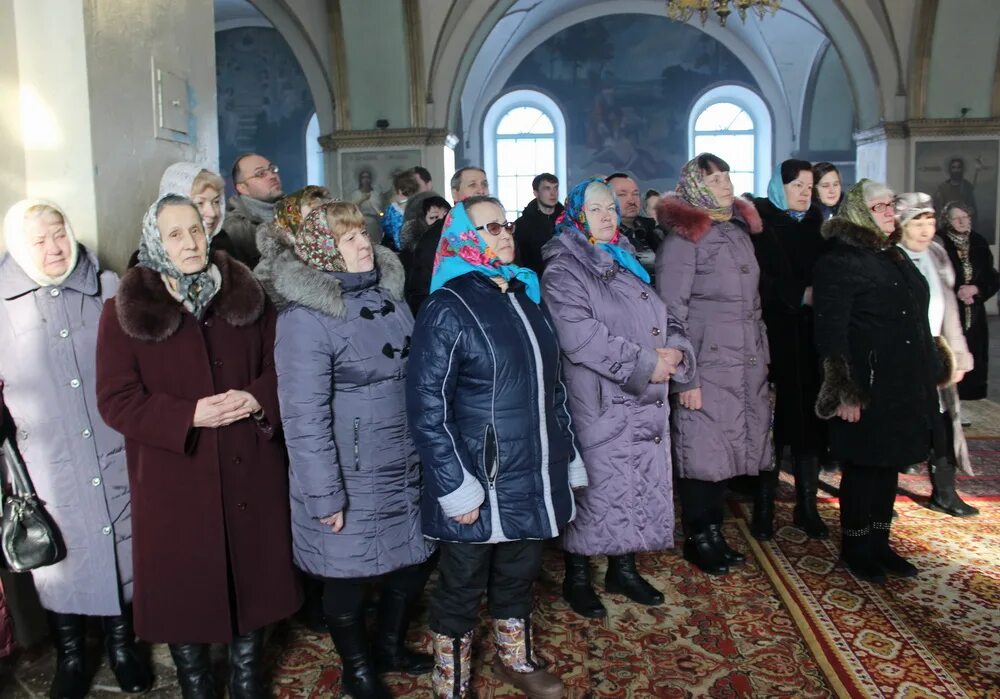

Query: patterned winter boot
491 618 563 699
431 630 473 699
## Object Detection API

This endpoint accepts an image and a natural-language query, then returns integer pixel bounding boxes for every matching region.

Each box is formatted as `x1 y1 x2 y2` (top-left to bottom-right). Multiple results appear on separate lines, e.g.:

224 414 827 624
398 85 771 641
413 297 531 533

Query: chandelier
666 0 781 26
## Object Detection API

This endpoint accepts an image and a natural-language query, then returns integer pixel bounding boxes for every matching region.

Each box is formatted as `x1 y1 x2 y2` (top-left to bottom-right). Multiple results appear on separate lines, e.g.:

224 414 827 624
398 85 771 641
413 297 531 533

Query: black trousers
321 560 433 619
678 477 726 533
429 540 544 638
839 463 899 532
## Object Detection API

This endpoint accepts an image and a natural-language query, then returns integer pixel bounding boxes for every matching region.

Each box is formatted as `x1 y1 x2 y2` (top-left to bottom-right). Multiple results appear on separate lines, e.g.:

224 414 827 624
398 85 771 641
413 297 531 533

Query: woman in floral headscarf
656 153 771 577
407 196 583 699
97 194 300 698
541 178 694 619
255 185 330 300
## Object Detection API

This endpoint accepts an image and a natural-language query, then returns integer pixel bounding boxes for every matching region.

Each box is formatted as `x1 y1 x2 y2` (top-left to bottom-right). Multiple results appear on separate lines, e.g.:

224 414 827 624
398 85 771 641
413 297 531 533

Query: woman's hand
193 393 253 428
678 388 703 410
452 508 479 525
952 369 966 385
957 285 978 305
657 347 684 375
650 354 672 383
225 389 261 415
802 286 813 306
321 511 344 532
835 403 861 423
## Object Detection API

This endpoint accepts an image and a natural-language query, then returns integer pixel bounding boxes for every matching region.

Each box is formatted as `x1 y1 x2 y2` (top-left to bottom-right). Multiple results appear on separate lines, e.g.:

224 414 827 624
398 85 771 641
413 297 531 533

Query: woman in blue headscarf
751 159 831 541
406 196 582 699
542 178 695 618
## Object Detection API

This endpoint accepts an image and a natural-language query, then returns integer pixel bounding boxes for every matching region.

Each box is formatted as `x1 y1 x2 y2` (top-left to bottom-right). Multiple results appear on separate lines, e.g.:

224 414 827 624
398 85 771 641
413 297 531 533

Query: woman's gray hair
583 180 616 205
155 193 200 218
862 180 894 203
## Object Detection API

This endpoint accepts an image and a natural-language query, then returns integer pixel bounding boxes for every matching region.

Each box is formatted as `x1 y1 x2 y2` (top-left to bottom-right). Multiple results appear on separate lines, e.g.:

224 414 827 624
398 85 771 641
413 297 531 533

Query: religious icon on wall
914 139 999 244
339 149 422 243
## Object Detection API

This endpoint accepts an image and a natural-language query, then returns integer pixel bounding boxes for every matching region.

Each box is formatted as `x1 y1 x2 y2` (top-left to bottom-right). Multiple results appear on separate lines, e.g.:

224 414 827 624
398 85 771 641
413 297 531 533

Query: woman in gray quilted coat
272 201 434 699
542 178 695 618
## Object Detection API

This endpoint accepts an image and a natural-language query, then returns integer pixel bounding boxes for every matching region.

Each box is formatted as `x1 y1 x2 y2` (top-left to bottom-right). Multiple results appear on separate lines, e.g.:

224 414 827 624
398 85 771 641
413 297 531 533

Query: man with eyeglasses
224 153 285 268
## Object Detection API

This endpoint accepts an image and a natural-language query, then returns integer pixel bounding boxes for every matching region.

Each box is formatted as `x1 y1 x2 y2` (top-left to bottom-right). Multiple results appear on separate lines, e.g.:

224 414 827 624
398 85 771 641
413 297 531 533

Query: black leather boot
682 530 730 576
228 628 268 699
929 458 979 517
870 521 918 578
561 552 607 618
374 588 433 674
168 643 217 699
839 527 885 583
792 457 830 538
328 612 392 699
604 553 663 605
707 523 745 565
48 612 89 699
102 608 153 694
751 467 779 541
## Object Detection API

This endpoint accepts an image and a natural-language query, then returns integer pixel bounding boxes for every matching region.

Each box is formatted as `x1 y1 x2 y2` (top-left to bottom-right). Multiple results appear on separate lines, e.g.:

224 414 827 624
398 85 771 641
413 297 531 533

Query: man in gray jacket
224 152 284 268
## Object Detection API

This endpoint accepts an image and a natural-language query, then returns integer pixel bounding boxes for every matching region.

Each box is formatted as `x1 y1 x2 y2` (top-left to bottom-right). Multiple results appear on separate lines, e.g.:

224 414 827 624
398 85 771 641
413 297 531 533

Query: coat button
82 428 92 438
213 359 223 367
641 292 649 300
902 310 907 315
59 329 69 338
101 526 111 535
49 288 60 297
237 502 247 511
749 357 757 366
655 399 664 407
740 265 749 273
653 436 662 444
204 318 213 326
91 477 101 487
651 327 661 336
233 456 242 465
69 379 81 388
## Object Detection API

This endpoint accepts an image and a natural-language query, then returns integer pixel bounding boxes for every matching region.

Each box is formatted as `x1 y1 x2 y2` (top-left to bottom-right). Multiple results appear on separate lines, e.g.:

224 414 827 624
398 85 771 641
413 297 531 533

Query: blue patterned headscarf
555 178 650 283
767 166 807 222
430 201 541 303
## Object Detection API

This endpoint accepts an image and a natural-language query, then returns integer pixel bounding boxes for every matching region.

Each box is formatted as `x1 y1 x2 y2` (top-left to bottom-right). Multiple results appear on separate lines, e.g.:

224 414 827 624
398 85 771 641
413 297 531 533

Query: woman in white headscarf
1 200 151 698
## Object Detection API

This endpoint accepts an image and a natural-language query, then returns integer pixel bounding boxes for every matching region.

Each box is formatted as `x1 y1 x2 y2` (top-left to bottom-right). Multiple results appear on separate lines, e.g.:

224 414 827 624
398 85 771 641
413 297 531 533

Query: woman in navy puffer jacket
407 197 585 699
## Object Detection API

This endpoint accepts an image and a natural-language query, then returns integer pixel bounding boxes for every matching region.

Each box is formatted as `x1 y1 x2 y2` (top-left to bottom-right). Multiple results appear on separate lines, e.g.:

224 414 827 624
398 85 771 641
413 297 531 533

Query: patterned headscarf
275 186 331 241
138 194 220 319
430 201 540 302
555 178 650 283
676 154 733 221
838 179 892 236
291 202 346 272
3 199 80 287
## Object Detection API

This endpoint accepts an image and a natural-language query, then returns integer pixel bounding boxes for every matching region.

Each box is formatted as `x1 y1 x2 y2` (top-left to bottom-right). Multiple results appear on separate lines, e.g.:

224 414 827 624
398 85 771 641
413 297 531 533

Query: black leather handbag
1 436 65 572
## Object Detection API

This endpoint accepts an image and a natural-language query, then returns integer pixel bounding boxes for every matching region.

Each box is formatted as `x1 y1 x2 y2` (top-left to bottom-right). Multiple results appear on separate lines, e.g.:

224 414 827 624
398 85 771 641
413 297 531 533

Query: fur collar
116 252 265 342
820 217 894 251
262 245 404 317
655 194 763 244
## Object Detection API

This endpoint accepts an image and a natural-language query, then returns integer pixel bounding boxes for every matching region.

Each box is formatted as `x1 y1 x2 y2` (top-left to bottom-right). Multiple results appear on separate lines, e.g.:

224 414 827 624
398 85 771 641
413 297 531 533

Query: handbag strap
1 435 35 499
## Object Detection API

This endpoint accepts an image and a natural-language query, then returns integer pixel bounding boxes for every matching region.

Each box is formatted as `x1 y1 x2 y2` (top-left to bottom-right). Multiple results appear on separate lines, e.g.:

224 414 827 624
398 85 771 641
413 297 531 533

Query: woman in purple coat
542 179 695 618
656 154 772 576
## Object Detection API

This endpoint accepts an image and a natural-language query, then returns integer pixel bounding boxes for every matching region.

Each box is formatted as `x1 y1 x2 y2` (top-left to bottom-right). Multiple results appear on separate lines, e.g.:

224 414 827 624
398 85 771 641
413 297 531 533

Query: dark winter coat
0 249 132 616
541 232 695 555
813 219 940 468
937 230 999 400
656 196 772 481
403 218 444 315
751 199 829 453
223 195 268 269
96 253 301 643
271 245 433 578
406 273 584 544
514 200 564 276
620 216 665 280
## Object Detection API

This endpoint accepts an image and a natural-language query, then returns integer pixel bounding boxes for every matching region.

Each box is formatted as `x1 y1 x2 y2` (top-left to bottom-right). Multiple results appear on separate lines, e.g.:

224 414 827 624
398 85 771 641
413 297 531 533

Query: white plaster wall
0 0 26 245
806 47 856 151
340 0 410 129
926 0 1000 119
83 0 219 271
285 0 330 76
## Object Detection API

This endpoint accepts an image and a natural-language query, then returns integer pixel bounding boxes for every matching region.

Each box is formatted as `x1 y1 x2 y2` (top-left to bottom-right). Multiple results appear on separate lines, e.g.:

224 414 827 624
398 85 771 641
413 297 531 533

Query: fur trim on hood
820 216 895 251
260 244 405 317
116 252 265 342
655 194 762 243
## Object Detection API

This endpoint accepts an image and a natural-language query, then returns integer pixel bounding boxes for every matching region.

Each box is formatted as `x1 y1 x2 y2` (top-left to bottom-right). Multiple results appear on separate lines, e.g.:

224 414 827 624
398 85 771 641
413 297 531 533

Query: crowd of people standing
0 146 992 699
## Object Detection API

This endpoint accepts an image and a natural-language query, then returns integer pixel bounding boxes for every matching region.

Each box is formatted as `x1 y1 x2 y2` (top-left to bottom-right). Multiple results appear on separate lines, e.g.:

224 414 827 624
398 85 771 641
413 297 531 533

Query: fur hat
895 192 935 228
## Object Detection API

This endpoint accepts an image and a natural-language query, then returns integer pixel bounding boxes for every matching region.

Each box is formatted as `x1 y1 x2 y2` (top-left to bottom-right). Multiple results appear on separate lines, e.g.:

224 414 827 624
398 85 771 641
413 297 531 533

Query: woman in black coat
751 160 829 541
936 201 1000 401
813 179 940 583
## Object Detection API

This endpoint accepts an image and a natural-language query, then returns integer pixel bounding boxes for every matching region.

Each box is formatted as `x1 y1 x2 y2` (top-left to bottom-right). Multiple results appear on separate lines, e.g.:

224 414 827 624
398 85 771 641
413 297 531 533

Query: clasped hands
651 347 684 383
193 390 261 428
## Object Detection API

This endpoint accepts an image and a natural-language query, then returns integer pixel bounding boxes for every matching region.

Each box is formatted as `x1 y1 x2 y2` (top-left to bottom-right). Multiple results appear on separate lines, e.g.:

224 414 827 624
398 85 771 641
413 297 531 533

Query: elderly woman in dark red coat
97 194 301 699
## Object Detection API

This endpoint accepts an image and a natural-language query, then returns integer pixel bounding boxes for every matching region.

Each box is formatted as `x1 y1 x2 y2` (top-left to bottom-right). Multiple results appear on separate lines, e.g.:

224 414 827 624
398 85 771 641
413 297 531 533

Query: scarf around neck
138 195 220 319
238 194 276 225
556 178 650 284
676 155 733 221
430 202 540 302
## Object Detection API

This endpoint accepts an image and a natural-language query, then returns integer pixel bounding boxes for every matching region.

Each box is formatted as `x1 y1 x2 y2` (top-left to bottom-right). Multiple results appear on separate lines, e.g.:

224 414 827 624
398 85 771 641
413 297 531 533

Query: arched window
689 85 772 196
305 112 324 186
483 90 567 219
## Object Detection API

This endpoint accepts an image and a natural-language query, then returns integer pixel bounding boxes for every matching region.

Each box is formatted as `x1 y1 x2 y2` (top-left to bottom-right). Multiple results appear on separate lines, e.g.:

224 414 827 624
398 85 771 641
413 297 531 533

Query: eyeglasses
869 201 894 214
474 221 516 236
242 164 279 182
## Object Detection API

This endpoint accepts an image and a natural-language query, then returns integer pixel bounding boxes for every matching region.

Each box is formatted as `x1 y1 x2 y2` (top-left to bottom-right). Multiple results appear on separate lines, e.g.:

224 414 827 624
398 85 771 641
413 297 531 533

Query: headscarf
555 178 650 283
837 179 892 236
158 162 226 237
3 199 80 287
138 194 220 318
291 202 347 272
766 165 807 222
275 186 331 240
940 201 974 330
676 154 733 221
430 202 540 302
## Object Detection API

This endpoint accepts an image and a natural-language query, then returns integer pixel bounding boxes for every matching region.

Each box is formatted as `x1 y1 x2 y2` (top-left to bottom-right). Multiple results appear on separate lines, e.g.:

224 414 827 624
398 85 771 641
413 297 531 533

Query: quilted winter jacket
406 273 585 544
